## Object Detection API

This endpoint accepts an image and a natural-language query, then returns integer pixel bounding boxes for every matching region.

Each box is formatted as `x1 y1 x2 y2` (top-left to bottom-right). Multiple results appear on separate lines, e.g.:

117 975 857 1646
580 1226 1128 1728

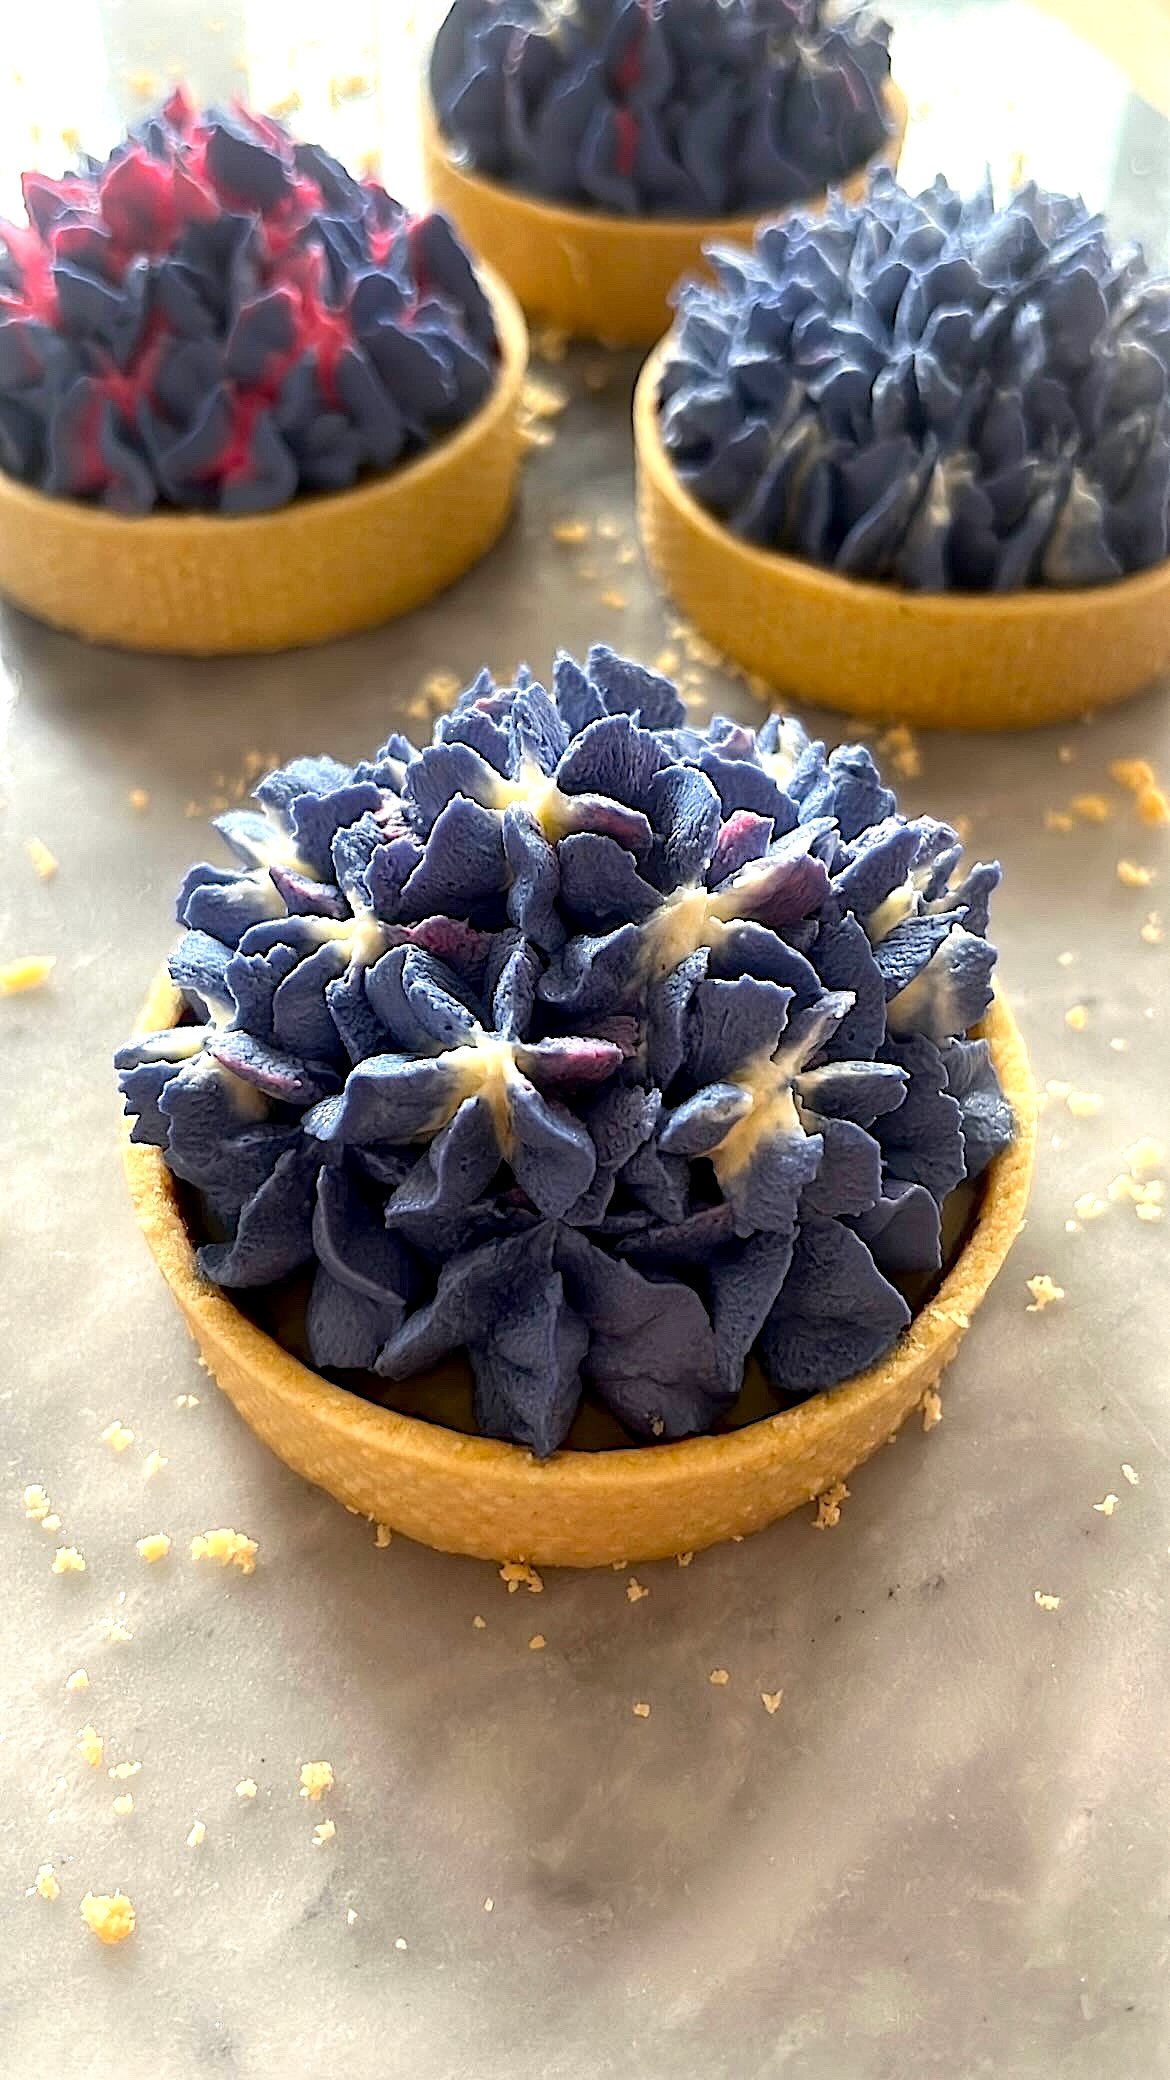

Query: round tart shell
421 83 907 348
0 269 528 655
635 340 1170 728
123 971 1035 1568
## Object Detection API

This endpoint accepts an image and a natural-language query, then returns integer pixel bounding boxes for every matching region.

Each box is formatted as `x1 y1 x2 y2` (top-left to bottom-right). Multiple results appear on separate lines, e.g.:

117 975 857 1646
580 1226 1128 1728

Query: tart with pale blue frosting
635 171 1170 724
117 646 1020 1463
422 0 904 345
0 89 527 651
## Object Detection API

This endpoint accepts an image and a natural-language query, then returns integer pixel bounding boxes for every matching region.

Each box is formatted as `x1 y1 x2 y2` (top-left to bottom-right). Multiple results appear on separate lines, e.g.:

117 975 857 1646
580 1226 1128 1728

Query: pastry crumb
76 1725 104 1769
1066 1090 1103 1118
96 1614 133 1645
1137 784 1170 826
1140 912 1164 944
299 1761 334 1802
472 1615 486 1630
1033 1591 1061 1611
25 836 58 880
654 648 681 677
499 1561 543 1595
23 1484 51 1521
533 325 567 362
625 1578 649 1603
190 1528 258 1574
1117 859 1156 888
174 1394 200 1409
186 1820 206 1849
235 1779 258 1801
1069 793 1111 823
551 519 590 546
528 1634 546 1651
346 1908 359 1926
1121 1463 1140 1486
1 955 56 994
52 1546 86 1575
41 1513 62 1533
1093 1494 1119 1516
1044 810 1074 833
483 1897 494 1913
108 1761 141 1781
521 375 568 421
1109 1036 1129 1052
394 1937 408 1951
1125 1136 1166 1177
1064 1005 1088 1030
708 1668 730 1686
1109 757 1155 793
599 589 627 610
127 788 150 812
1073 1193 1108 1221
1135 1202 1164 1223
111 1794 134 1817
312 1819 336 1847
142 1449 168 1480
632 1701 651 1719
80 1891 135 1944
760 1691 783 1715
1056 950 1076 968
135 1533 171 1564
373 1522 392 1550
676 1551 694 1568
921 1386 943 1432
100 1421 135 1453
813 1481 849 1529
1026 1274 1065 1312
65 1669 89 1693
32 1863 60 1901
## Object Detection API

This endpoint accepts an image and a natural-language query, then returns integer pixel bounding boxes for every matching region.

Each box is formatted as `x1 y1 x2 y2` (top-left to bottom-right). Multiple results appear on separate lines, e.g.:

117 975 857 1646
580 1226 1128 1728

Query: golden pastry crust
421 83 907 349
123 970 1035 1567
635 340 1170 729
0 269 527 655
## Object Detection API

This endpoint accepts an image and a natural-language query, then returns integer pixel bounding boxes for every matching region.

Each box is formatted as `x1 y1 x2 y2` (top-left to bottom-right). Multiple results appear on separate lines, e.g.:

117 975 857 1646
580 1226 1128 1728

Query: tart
117 647 1035 1566
0 92 528 653
423 0 907 347
636 172 1170 727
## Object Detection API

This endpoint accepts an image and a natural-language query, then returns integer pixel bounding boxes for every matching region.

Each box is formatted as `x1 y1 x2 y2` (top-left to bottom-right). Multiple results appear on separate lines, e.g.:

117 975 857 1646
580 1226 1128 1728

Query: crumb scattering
373 1522 392 1549
625 1577 649 1603
1138 784 1170 826
100 1421 135 1453
76 1726 104 1769
190 1528 258 1574
1140 912 1164 944
112 1794 134 1817
52 1546 86 1575
921 1386 943 1432
676 1551 694 1568
96 1615 133 1644
346 1908 359 1927
65 1669 89 1693
1 955 56 994
23 1484 51 1521
174 1394 201 1409
395 1937 408 1951
1064 1005 1088 1030
80 1891 135 1944
1034 1591 1061 1611
235 1779 258 1801
1066 1090 1103 1118
813 1481 849 1529
483 1897 494 1913
186 1820 206 1849
41 1513 62 1533
632 1701 651 1719
528 1633 546 1652
1094 1494 1119 1516
1110 757 1156 793
1117 859 1156 888
708 1668 730 1686
1026 1274 1065 1311
135 1533 171 1564
499 1561 543 1595
1073 1193 1108 1221
472 1615 487 1630
313 1819 336 1847
551 519 590 546
26 836 58 880
1121 1462 1140 1486
1125 1137 1166 1178
142 1449 168 1480
32 1863 60 1901
299 1761 334 1802
1069 793 1111 823
761 1691 783 1715
108 1761 141 1782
